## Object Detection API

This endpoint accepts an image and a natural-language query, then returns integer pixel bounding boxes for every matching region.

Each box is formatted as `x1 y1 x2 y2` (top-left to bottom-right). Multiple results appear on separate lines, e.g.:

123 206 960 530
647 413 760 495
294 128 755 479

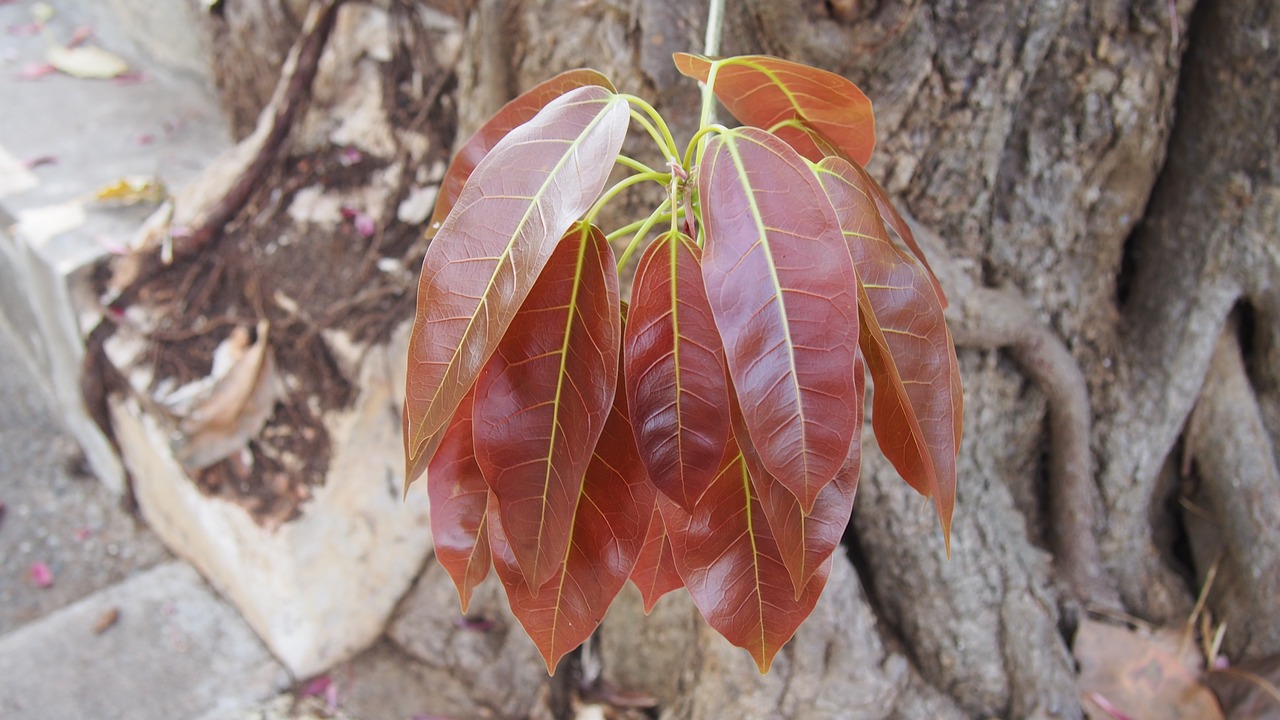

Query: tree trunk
131 0 1280 715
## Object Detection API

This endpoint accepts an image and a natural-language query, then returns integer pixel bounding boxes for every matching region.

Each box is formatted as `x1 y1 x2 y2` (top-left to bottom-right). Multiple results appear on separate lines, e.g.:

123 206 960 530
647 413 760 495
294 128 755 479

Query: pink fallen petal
6 22 41 36
29 562 54 588
68 26 94 48
111 71 149 85
339 147 362 166
1086 692 1135 720
301 675 331 698
354 213 376 238
17 63 56 80
20 155 58 170
74 527 93 542
325 682 339 713
94 235 129 255
135 132 155 146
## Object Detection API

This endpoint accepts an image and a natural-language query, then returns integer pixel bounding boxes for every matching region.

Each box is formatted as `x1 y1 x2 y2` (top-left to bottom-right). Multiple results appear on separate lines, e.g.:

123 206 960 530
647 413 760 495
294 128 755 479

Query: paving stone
0 562 289 720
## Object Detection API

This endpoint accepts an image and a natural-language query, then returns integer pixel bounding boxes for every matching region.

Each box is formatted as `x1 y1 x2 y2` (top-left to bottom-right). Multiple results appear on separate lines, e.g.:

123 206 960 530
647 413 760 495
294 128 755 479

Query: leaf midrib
718 132 812 486
411 93 622 454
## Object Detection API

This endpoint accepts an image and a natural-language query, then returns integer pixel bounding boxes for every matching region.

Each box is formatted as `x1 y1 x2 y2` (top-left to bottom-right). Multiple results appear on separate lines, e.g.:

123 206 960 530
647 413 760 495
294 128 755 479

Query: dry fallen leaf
91 176 166 205
175 321 283 471
93 607 120 634
1208 655 1280 720
46 45 129 79
1075 618 1225 720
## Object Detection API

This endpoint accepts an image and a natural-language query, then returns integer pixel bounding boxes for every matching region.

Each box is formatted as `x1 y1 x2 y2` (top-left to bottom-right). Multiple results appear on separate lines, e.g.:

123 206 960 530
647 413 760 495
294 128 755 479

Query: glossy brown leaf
486 352 654 672
814 156 961 544
673 52 875 166
625 231 730 511
426 387 489 613
629 503 683 613
660 433 831 673
473 223 620 589
699 126 861 514
736 356 864 598
428 69 616 235
404 86 629 484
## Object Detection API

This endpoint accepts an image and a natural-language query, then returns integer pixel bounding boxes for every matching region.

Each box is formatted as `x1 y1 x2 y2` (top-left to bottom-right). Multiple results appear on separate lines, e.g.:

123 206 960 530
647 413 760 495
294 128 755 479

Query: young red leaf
699 126 861 514
486 351 654 673
404 86 629 485
859 167 948 309
429 69 616 235
671 53 946 307
735 356 865 598
426 387 490 613
625 231 730 511
813 156 962 546
673 53 875 166
629 503 683 614
660 434 832 673
473 224 621 590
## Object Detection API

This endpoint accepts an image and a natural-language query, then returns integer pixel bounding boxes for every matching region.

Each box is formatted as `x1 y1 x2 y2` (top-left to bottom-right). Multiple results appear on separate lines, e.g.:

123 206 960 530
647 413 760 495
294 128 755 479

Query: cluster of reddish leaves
403 54 962 673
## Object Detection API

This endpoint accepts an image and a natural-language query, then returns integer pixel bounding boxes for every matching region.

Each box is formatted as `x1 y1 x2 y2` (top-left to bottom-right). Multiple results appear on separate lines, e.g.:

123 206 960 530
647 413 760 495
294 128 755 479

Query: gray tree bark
165 0 1280 715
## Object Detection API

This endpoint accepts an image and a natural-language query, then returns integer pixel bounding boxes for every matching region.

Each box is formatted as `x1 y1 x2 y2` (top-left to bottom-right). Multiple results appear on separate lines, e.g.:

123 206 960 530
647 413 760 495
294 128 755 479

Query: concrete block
0 562 289 720
110 322 433 678
0 0 231 495
0 211 127 493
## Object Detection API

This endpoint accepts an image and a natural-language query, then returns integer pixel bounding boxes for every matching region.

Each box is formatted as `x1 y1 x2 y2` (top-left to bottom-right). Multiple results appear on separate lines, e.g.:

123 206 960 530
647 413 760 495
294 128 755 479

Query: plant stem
698 0 725 130
623 95 680 162
586 172 670 227
616 199 673 271
616 155 658 175
606 213 671 244
684 124 726 170
704 0 725 59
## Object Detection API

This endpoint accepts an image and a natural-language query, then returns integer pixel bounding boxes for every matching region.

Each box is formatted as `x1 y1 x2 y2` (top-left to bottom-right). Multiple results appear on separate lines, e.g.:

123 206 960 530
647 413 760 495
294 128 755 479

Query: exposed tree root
911 220 1120 611
111 0 346 298
1183 323 1280 658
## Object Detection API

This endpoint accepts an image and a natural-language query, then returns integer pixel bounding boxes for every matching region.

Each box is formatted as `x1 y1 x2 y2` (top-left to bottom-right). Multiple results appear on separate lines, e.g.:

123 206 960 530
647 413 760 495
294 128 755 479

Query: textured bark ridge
122 0 1280 715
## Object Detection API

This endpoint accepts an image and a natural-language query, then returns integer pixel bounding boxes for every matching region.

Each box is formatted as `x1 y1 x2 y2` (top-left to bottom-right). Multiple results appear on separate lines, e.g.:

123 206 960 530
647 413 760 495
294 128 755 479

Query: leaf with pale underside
660 432 831 673
735 357 864 599
813 156 961 547
486 348 653 673
673 52 875 166
472 224 620 590
428 69 616 235
625 231 730 512
403 86 629 487
426 387 489 613
629 503 683 613
699 126 861 514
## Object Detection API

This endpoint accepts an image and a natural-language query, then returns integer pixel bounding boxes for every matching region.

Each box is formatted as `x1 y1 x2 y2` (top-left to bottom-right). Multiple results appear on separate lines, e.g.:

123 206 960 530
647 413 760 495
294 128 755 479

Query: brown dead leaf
93 606 120 634
175 321 283 471
1075 618 1225 720
1208 655 1280 720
